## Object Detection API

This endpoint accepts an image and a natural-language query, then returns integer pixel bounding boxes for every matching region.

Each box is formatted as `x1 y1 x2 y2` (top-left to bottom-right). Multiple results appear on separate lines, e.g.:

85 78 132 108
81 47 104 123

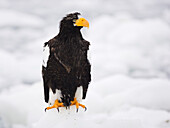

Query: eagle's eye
73 19 77 23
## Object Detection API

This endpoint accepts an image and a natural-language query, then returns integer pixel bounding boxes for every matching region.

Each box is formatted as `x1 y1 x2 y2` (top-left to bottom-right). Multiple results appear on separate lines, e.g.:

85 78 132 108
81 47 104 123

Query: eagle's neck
58 26 83 41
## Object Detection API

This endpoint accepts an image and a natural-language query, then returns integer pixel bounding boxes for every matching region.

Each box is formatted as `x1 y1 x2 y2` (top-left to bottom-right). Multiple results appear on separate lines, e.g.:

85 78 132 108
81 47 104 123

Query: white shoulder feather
42 44 50 67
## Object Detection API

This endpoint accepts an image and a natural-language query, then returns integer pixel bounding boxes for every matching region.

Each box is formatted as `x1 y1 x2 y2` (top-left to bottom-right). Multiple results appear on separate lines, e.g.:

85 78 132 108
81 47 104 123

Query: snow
0 0 170 128
1 77 170 128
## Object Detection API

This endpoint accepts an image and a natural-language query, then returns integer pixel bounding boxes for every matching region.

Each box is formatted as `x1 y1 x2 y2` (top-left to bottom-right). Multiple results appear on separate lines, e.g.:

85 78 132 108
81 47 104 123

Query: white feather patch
42 44 50 67
75 86 83 102
48 89 62 105
87 50 91 62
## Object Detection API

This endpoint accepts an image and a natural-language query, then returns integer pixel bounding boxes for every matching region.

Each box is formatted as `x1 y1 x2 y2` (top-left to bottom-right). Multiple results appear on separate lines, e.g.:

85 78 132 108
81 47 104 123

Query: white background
0 0 170 128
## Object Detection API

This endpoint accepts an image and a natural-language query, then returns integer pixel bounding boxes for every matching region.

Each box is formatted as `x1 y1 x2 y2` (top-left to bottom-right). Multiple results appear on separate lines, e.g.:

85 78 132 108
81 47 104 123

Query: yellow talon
71 98 87 112
45 100 64 112
45 98 87 112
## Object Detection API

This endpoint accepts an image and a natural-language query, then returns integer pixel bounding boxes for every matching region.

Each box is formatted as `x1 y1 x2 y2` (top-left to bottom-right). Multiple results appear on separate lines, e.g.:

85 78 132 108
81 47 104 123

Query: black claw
45 108 47 112
57 108 59 112
85 107 87 112
76 108 79 113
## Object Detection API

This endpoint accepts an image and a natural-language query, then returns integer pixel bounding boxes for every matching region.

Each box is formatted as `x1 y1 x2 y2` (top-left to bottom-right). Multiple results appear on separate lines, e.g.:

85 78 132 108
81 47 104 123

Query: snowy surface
0 0 170 128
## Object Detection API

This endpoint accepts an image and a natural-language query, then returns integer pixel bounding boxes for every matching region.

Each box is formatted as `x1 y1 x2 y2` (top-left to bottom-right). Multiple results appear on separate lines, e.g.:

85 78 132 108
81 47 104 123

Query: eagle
42 12 91 112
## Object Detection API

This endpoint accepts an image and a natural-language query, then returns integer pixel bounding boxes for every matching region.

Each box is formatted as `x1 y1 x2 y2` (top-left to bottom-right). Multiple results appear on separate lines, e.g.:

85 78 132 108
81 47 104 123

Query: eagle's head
59 12 89 32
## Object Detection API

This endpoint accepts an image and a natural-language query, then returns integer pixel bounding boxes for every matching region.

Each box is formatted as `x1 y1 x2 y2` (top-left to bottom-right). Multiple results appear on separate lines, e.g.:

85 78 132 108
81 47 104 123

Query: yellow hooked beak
75 18 89 28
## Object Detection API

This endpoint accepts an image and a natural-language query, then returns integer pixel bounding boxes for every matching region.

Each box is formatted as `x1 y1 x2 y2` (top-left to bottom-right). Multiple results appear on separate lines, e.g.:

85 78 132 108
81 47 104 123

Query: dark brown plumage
42 12 91 107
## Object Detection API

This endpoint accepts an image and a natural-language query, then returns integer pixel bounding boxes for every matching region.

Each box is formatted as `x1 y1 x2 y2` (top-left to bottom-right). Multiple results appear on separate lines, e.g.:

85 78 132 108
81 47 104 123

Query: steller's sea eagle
42 12 91 112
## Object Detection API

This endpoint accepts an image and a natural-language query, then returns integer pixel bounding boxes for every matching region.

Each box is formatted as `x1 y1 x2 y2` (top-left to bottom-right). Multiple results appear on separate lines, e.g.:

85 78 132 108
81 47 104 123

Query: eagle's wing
82 60 91 99
42 42 50 103
81 40 91 99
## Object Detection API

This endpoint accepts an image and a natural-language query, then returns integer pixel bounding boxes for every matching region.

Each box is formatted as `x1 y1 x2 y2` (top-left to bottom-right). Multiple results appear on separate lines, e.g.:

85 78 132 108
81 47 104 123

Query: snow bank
0 83 44 127
0 75 170 128
35 110 143 128
87 75 170 114
127 79 170 110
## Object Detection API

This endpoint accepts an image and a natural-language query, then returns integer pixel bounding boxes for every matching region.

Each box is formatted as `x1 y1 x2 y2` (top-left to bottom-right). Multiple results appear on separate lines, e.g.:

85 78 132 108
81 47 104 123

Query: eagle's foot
71 98 87 112
45 99 64 112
